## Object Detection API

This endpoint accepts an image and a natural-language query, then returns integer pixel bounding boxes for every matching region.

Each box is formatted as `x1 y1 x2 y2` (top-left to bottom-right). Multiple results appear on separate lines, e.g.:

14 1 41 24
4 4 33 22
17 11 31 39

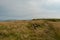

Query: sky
0 0 60 20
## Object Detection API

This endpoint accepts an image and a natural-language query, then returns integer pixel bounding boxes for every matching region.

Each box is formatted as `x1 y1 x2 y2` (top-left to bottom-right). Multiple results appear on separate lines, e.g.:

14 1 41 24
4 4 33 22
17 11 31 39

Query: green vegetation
32 19 60 22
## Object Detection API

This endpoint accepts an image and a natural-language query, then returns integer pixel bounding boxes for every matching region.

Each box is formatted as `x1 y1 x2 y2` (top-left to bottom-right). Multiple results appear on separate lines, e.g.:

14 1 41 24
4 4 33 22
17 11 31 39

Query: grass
0 19 60 40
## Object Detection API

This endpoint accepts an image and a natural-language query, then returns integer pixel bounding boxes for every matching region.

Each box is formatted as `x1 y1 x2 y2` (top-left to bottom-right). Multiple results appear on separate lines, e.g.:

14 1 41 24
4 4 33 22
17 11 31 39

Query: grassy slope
0 19 60 40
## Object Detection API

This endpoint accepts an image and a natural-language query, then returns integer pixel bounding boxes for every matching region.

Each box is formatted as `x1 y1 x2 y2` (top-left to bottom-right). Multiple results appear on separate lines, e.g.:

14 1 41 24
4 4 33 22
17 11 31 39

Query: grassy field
0 19 60 40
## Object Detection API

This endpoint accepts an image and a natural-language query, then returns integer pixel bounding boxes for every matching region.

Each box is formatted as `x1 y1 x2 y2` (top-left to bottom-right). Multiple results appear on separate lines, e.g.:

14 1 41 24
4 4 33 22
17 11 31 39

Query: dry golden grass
0 19 60 40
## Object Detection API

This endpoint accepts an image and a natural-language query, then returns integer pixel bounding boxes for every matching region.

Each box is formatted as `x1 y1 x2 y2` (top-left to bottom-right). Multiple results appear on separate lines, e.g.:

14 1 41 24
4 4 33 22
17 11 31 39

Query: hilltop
0 19 60 40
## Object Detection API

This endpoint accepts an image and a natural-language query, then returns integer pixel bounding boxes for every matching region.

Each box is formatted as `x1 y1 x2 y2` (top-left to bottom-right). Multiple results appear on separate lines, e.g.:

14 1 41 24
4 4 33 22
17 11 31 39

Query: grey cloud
0 0 60 20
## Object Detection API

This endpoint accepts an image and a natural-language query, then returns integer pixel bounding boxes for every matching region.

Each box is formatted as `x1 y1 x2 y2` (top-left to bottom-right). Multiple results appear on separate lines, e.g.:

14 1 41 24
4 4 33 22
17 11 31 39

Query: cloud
0 0 60 20
0 0 34 20
47 0 60 4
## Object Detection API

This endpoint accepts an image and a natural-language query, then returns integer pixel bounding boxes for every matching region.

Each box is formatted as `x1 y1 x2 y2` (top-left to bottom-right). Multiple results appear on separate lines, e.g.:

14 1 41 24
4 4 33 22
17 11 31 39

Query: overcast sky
0 0 60 20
